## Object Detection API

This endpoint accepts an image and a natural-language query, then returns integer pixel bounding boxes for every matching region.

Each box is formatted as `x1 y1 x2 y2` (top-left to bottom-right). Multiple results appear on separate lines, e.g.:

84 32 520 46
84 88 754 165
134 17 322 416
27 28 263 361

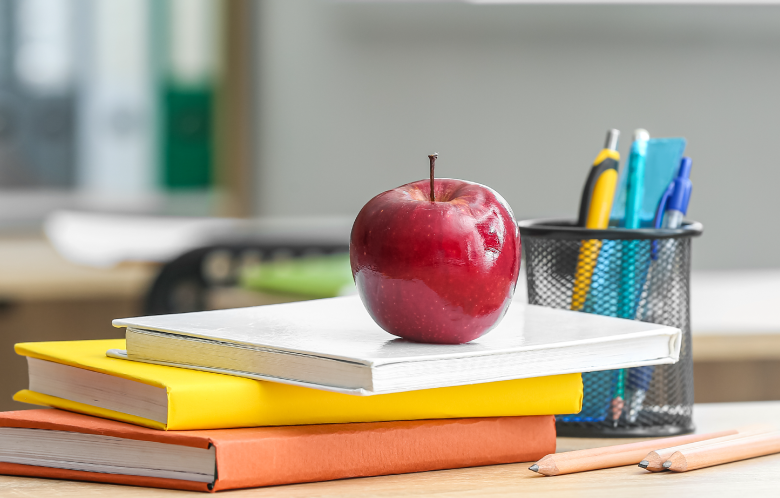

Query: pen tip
638 461 648 468
529 464 539 473
662 461 672 469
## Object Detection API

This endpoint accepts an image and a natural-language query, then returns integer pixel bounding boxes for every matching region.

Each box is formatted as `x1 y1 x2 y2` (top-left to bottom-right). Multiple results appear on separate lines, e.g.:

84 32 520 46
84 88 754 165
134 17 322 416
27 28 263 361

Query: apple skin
350 178 521 344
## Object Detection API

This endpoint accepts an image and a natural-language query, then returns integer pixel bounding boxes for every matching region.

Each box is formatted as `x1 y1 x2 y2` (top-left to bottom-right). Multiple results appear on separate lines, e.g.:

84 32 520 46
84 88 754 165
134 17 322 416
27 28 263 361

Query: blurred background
2 0 779 411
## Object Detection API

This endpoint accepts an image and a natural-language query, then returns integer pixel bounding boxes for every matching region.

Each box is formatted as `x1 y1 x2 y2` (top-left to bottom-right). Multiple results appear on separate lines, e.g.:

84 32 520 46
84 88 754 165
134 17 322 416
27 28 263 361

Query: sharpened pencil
665 431 780 472
640 425 774 472
528 429 737 476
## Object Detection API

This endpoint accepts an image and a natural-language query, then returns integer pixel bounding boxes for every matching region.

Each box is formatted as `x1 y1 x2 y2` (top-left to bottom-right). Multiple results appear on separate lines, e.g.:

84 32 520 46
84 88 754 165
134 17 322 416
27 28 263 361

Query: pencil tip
529 464 539 473
662 461 672 469
638 461 648 468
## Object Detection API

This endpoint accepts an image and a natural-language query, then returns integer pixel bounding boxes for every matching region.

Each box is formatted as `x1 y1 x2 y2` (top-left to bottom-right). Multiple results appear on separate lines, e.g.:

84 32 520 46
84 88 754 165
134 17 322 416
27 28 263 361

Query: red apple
350 154 521 344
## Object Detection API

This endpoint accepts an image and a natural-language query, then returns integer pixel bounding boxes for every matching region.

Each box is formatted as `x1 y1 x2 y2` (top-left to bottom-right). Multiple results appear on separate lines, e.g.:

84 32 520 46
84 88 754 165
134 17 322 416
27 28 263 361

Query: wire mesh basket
518 218 703 437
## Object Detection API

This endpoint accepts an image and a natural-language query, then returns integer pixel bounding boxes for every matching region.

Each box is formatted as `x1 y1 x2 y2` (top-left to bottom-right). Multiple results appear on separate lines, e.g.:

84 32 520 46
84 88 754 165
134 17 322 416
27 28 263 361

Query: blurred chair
144 242 349 315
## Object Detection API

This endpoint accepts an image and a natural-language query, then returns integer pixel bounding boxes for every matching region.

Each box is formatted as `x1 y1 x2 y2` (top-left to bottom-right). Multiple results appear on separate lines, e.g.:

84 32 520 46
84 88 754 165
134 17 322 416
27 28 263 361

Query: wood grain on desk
1 401 779 497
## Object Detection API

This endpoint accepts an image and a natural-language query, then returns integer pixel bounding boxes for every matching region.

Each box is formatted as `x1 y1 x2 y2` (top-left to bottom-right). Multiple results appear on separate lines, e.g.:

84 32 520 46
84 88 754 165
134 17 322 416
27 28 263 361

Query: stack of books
1 295 680 492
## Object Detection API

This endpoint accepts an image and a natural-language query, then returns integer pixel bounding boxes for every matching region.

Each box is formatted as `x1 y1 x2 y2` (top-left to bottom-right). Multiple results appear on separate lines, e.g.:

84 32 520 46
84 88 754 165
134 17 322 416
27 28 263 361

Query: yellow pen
571 129 620 311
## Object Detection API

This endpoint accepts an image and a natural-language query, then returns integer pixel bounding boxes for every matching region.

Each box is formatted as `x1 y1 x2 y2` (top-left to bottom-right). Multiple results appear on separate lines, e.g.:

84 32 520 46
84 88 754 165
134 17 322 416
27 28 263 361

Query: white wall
253 2 780 270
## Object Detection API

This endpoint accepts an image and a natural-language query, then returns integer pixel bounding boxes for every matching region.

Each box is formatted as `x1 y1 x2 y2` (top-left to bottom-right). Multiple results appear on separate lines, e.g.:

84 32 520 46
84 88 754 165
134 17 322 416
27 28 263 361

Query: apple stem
428 153 438 202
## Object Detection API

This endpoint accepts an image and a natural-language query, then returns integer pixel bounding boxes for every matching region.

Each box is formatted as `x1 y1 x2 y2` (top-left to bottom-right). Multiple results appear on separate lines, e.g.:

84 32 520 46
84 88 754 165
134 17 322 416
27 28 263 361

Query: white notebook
113 296 682 396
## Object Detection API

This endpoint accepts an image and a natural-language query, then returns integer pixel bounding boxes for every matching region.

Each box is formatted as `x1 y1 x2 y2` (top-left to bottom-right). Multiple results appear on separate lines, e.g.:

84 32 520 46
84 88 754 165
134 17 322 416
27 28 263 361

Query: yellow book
15 340 582 431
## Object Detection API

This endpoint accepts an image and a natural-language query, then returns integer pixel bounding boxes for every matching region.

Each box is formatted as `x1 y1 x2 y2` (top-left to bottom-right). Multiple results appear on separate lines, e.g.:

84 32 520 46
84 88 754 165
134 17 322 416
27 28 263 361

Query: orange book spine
0 410 555 492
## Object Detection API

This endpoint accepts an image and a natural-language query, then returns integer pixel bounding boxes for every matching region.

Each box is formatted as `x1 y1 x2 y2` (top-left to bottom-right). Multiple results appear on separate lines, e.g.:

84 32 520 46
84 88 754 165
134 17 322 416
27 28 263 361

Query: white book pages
0 428 215 482
27 357 168 423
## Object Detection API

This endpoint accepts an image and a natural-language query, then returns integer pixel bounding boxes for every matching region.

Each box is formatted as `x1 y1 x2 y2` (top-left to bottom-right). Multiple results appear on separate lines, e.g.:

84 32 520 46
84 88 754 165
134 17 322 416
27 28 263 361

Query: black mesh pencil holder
518 218 703 437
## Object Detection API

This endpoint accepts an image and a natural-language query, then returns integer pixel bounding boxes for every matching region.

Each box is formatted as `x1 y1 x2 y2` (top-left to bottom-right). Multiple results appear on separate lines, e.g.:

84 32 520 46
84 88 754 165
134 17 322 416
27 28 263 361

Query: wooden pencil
640 424 775 472
665 431 780 472
529 429 737 476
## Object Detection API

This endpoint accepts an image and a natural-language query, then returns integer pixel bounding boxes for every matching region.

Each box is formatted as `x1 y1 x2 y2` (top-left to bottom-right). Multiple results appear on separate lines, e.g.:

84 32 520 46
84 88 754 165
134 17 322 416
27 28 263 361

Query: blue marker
613 129 650 426
623 129 650 230
619 130 650 320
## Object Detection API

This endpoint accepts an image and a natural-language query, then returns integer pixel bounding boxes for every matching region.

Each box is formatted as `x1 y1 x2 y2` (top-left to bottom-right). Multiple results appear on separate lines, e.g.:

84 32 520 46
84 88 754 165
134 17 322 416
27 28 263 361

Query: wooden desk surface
1 401 779 497
0 236 156 302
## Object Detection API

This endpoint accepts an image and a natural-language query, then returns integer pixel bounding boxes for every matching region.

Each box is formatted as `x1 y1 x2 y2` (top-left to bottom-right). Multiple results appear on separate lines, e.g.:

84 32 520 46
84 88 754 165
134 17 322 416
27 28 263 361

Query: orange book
0 409 555 492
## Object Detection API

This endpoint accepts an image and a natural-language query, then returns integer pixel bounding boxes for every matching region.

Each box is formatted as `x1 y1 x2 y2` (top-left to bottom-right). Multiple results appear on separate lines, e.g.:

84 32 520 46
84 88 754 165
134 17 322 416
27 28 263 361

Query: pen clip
651 182 675 260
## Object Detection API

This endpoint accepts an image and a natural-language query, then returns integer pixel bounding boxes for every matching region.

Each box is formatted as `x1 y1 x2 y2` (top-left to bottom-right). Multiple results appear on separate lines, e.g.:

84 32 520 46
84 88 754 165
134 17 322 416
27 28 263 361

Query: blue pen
627 157 694 422
662 157 693 229
648 157 692 259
